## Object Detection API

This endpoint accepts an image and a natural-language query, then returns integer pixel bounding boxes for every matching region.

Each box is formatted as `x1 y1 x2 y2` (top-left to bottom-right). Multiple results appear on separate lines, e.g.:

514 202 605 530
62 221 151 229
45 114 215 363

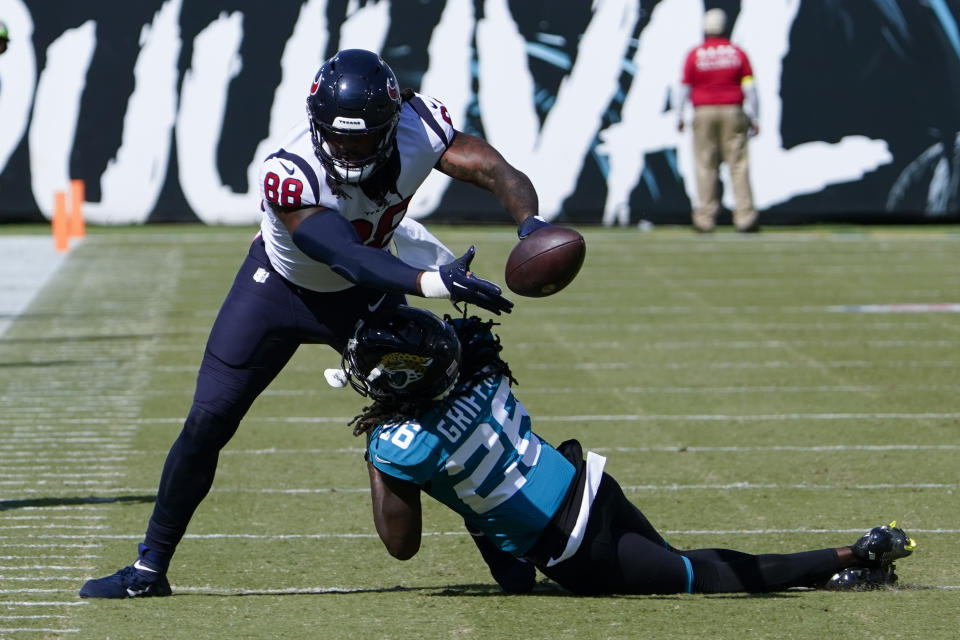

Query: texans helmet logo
310 75 321 95
386 76 399 100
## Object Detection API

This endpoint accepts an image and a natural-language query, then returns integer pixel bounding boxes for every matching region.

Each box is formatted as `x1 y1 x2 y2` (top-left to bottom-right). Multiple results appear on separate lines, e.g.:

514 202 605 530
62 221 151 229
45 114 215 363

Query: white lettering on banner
18 0 899 224
338 0 390 51
600 0 892 225
0 0 35 178
178 0 388 224
477 0 640 221
406 0 474 219
30 0 182 224
89 0 182 224
246 0 332 217
731 0 891 212
29 21 96 218
176 10 256 224
598 0 701 225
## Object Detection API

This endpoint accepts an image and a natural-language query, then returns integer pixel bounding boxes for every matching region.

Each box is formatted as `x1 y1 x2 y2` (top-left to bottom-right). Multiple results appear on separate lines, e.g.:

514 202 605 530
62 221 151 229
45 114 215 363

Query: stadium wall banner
0 0 958 226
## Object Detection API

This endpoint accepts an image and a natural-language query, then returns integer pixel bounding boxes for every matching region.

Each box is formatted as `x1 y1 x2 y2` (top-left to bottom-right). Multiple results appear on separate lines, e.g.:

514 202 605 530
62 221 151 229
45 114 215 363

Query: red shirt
681 36 753 107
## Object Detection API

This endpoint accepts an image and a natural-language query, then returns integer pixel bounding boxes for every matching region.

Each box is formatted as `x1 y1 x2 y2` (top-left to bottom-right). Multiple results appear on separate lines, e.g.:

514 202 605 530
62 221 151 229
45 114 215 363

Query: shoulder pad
368 421 438 484
404 93 456 149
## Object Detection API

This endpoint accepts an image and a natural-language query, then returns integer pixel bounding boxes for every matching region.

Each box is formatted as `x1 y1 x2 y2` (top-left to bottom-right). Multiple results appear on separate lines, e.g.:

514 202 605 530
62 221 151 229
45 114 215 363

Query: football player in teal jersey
341 306 917 594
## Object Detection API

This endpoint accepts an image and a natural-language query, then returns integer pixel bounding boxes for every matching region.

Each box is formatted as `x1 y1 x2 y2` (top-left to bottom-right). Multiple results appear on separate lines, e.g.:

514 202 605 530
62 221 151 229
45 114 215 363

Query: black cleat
79 560 171 598
824 565 898 591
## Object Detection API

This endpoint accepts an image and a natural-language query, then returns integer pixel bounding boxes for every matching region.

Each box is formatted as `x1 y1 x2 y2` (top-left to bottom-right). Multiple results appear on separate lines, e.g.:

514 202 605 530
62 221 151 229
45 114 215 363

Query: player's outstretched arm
277 205 422 293
273 205 511 313
367 461 422 560
436 131 539 228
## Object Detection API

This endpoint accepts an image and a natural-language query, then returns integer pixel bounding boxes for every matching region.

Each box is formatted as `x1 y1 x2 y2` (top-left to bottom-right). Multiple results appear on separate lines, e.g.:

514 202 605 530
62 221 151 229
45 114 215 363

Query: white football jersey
258 92 456 292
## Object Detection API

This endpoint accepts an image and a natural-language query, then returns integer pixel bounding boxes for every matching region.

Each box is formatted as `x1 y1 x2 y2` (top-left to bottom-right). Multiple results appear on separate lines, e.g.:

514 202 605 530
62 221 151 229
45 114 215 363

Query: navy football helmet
343 306 461 402
306 49 402 184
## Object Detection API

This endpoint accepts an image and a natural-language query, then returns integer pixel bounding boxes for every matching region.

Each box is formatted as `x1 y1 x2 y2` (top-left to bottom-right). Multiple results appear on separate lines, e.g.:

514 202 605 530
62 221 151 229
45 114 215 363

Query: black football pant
540 473 843 594
141 238 404 570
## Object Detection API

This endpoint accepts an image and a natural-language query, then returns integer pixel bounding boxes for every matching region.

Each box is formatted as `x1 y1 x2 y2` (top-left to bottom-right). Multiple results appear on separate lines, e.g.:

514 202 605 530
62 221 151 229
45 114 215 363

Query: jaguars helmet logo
380 352 434 390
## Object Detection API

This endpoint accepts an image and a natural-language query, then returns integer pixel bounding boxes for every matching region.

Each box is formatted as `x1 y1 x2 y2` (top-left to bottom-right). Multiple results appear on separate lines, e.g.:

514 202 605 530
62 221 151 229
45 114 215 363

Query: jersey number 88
263 172 303 209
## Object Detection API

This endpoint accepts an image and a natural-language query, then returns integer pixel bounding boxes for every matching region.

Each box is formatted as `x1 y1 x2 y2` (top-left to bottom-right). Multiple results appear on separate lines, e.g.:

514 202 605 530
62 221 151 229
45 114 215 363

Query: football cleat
79 560 171 598
824 565 898 591
851 521 917 567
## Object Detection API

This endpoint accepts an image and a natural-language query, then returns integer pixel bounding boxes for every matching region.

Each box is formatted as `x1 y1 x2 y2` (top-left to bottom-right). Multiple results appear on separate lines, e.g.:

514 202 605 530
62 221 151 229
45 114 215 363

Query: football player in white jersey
80 48 555 598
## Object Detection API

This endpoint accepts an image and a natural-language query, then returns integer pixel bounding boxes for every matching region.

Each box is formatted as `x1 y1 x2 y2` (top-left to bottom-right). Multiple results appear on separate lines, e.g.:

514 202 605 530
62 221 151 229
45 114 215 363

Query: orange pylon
53 191 69 252
68 179 86 238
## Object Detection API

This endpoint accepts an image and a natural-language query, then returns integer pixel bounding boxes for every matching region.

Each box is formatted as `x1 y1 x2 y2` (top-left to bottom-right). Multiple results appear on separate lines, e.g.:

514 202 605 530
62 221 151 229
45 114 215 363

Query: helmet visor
321 128 381 166
318 115 395 169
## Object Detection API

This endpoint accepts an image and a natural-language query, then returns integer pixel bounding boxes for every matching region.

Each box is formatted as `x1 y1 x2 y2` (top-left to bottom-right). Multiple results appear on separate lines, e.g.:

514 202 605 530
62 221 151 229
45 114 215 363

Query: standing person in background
677 8 760 234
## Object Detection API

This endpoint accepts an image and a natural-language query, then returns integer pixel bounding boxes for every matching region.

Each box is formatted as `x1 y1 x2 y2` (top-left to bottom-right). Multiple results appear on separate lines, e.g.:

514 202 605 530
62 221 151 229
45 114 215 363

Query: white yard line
1 443 953 460
3 480 955 500
0 235 184 633
7 527 957 542
9 411 946 427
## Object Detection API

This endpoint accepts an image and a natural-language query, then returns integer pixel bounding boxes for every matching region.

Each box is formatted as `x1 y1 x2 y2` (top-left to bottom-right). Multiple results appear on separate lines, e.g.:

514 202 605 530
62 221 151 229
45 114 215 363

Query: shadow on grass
0 494 156 511
429 583 806 599
186 585 452 597
176 584 547 598
177 582 920 598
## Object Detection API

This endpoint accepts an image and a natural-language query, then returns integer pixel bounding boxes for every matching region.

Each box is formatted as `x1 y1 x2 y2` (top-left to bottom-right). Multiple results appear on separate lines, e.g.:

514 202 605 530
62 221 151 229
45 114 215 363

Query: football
505 226 586 297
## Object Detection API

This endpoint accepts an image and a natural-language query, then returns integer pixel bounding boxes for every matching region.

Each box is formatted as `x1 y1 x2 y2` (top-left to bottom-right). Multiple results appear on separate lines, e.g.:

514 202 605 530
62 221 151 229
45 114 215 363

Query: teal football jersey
368 373 576 555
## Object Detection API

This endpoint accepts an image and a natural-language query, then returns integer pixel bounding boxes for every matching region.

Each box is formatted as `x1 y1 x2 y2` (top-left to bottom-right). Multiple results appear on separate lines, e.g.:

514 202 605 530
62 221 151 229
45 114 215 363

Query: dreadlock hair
349 314 518 438
450 314 518 390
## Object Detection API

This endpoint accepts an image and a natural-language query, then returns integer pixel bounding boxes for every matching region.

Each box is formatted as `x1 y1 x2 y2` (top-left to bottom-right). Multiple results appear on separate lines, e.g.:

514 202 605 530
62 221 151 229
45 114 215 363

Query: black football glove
439 246 514 315
517 215 552 239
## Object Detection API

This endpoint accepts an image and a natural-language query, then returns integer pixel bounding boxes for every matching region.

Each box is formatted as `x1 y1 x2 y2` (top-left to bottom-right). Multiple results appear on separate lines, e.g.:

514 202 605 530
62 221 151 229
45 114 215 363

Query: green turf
2 224 959 639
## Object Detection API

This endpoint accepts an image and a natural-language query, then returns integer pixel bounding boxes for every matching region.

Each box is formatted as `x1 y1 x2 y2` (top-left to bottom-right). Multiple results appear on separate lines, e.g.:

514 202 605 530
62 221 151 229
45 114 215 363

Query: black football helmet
306 49 402 185
342 306 461 402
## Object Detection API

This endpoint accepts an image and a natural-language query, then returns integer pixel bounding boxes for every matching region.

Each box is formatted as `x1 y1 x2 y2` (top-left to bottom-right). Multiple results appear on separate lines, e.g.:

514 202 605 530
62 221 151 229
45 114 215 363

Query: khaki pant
691 104 757 232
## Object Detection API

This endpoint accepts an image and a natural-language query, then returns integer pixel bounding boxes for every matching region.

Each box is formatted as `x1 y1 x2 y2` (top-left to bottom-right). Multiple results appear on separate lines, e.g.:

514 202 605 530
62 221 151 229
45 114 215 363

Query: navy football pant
142 238 404 570
540 474 842 594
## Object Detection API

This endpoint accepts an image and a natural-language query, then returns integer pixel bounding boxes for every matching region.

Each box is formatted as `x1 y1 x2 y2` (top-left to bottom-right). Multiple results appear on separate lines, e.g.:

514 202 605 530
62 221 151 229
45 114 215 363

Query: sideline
0 236 69 338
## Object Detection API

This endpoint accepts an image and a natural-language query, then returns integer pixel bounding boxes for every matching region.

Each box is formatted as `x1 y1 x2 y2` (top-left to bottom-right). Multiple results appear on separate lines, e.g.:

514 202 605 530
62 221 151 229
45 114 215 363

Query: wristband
419 271 451 299
517 215 549 239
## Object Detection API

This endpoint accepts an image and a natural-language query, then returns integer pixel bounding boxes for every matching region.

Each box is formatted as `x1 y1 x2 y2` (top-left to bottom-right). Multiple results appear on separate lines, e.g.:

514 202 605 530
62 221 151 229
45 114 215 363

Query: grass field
1 224 959 639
